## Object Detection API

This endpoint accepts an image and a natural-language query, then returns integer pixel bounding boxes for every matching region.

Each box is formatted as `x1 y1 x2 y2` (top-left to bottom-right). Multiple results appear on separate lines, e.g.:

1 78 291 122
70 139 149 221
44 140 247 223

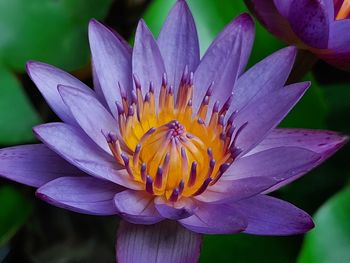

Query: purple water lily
0 0 348 262
245 0 350 71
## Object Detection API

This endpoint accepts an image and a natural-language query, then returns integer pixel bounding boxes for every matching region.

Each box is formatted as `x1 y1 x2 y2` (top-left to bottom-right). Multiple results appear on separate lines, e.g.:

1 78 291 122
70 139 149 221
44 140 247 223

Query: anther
169 188 180 202
140 163 147 181
133 74 141 90
121 153 133 178
146 175 154 194
193 177 213 196
211 163 230 185
133 144 141 167
188 161 197 187
155 167 163 188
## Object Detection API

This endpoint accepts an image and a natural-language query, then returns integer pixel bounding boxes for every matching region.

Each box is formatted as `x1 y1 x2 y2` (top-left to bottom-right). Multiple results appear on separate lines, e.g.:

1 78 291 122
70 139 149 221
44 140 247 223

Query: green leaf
0 66 41 144
0 0 113 71
143 0 284 66
297 186 350 263
0 186 32 246
200 234 299 263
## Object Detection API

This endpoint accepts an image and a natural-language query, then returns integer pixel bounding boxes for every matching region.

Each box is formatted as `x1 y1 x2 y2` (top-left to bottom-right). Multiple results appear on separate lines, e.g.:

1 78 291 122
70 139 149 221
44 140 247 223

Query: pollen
104 67 244 202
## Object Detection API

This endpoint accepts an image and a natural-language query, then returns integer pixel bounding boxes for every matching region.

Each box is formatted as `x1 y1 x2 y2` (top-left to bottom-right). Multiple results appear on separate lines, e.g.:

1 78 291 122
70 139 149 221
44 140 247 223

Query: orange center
105 70 240 201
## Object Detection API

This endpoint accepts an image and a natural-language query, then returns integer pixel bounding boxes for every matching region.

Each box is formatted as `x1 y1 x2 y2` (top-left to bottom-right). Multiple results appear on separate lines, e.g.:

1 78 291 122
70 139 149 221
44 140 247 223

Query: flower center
335 0 350 20
104 68 244 201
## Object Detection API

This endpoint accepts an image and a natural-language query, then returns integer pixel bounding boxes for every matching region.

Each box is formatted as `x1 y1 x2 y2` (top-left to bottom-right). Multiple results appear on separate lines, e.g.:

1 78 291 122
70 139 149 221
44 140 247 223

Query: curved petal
26 61 94 124
179 202 247 234
225 146 321 179
232 81 310 155
247 130 348 193
0 144 84 188
230 46 297 114
273 0 293 17
245 0 300 45
234 195 314 235
36 176 122 215
132 20 166 103
58 85 118 153
288 0 330 49
33 122 141 190
154 197 197 220
249 129 348 159
114 190 163 224
195 176 281 204
318 19 350 70
157 0 200 91
88 19 132 117
193 14 254 114
117 220 202 263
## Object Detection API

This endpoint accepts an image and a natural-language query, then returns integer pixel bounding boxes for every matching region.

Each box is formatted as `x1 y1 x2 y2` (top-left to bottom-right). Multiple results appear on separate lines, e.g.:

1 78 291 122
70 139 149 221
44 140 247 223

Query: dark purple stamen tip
188 72 194 86
206 82 214 96
187 99 193 107
228 110 238 125
218 115 225 125
213 101 220 113
220 132 226 141
144 92 150 102
162 73 168 87
121 153 129 166
116 102 125 115
146 175 154 194
198 118 205 125
178 180 185 195
188 161 197 187
102 130 117 143
155 167 163 188
207 148 213 158
203 96 209 106
209 159 216 169
149 81 154 93
168 85 174 95
134 144 141 154
128 105 135 117
169 188 180 202
131 90 137 104
140 163 147 181
133 74 141 90
193 177 212 196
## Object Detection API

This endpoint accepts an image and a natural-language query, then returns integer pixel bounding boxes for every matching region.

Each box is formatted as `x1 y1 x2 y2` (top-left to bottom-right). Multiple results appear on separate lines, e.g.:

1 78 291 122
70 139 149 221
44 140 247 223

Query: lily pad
298 186 350 263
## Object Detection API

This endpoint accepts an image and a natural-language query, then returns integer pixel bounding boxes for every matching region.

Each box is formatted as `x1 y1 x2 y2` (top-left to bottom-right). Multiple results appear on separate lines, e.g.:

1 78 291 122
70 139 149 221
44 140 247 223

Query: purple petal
179 202 247 234
225 146 321 179
92 60 108 108
195 176 281 204
245 0 300 45
33 122 141 190
193 14 254 114
88 19 132 117
288 0 330 49
36 176 122 215
317 19 350 70
222 147 321 195
114 190 163 224
154 196 197 220
58 85 118 153
132 20 166 103
247 130 348 192
157 0 200 91
230 46 297 114
234 195 314 235
117 220 202 263
26 61 94 124
0 144 84 188
249 128 348 159
273 0 293 17
232 81 310 154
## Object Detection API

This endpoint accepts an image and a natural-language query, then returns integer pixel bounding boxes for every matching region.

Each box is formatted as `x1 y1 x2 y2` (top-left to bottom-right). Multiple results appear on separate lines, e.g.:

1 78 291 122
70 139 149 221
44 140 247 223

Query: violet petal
157 0 200 91
114 190 163 225
36 176 122 215
116 220 202 263
0 144 84 188
234 195 314 235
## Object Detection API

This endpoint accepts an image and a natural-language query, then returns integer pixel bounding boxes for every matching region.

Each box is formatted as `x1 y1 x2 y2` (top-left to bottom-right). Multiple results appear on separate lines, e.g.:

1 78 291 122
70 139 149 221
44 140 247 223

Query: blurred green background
0 0 349 262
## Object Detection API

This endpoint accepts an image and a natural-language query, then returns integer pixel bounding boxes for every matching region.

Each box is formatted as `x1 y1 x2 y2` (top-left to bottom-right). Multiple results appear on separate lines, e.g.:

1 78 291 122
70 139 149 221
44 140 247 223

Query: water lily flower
0 0 348 262
245 0 350 71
